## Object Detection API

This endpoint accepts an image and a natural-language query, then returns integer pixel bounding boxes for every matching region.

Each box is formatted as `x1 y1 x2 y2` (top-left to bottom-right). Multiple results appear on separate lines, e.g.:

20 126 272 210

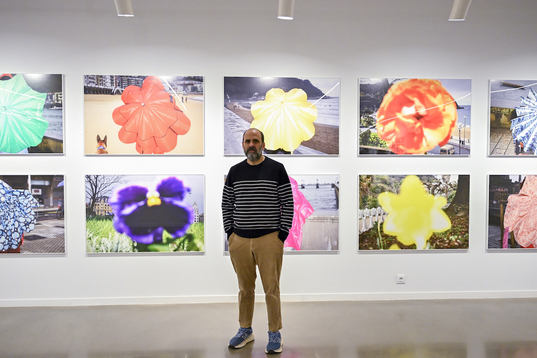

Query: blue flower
108 177 193 244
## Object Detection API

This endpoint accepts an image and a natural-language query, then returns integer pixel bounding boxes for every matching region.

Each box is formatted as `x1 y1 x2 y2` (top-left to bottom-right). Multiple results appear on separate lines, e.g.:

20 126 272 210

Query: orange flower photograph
359 78 471 156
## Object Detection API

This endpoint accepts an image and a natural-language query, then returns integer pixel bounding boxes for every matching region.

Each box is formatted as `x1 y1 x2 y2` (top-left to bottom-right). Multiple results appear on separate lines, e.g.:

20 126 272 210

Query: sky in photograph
361 78 471 106
86 175 204 212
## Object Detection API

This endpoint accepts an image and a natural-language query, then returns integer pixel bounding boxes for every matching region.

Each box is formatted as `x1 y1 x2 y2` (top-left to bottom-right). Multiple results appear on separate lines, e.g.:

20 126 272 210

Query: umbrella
511 88 537 154
285 176 314 250
0 74 48 153
504 175 537 248
250 88 317 153
0 180 38 252
112 76 191 154
378 175 451 249
375 79 458 155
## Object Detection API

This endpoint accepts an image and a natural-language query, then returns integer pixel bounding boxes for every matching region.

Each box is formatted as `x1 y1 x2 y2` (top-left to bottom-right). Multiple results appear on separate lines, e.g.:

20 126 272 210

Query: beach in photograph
84 94 203 155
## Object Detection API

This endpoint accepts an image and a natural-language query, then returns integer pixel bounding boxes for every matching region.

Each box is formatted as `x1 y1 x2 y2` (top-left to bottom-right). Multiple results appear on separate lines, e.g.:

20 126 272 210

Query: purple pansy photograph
85 174 204 253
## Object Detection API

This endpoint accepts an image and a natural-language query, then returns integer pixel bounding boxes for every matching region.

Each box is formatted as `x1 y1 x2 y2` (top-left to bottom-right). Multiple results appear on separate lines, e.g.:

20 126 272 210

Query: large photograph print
488 175 537 249
359 78 471 156
286 175 339 251
224 174 339 252
359 175 469 250
85 175 204 253
84 75 204 155
0 175 65 254
489 80 537 156
224 77 340 156
0 74 64 154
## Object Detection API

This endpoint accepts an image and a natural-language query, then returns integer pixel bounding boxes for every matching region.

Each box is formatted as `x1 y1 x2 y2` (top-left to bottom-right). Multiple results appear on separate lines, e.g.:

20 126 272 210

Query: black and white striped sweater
222 157 294 242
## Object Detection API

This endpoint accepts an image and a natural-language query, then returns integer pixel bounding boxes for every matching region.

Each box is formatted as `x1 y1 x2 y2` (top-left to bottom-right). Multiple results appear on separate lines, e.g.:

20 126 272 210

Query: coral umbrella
285 176 314 250
112 76 191 154
250 88 317 153
0 74 48 153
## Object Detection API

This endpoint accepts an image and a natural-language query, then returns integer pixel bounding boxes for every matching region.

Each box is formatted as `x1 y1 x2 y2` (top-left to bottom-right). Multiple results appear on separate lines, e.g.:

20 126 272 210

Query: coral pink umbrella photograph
84 75 204 155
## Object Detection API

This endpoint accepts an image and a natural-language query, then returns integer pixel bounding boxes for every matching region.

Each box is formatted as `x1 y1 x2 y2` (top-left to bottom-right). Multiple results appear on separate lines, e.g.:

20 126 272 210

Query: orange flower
376 79 458 154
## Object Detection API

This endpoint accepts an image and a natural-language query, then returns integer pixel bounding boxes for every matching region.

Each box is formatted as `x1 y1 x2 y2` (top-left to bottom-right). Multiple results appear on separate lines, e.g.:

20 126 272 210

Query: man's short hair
242 128 264 143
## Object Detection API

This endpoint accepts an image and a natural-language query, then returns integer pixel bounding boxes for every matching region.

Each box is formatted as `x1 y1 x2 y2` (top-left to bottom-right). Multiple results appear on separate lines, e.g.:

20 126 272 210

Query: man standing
222 128 294 354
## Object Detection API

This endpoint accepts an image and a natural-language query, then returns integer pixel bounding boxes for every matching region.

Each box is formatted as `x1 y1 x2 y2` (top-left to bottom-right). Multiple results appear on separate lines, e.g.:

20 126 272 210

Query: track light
115 0 134 17
278 0 295 20
449 0 471 21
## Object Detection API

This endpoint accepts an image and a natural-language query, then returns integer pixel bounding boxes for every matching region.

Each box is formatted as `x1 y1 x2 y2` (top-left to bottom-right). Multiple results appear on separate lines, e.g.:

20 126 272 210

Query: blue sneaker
228 327 254 349
265 331 283 354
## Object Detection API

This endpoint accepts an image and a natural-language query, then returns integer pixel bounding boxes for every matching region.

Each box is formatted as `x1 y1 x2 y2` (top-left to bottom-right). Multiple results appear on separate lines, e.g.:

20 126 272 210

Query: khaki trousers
229 231 284 332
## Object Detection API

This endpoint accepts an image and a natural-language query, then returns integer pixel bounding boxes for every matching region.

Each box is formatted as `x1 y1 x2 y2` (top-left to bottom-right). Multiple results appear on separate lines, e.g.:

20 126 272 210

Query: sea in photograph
301 185 338 215
456 106 471 127
490 80 537 109
308 97 339 126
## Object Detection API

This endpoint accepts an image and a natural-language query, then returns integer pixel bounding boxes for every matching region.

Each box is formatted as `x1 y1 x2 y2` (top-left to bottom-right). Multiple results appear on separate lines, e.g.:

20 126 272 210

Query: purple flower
109 177 193 244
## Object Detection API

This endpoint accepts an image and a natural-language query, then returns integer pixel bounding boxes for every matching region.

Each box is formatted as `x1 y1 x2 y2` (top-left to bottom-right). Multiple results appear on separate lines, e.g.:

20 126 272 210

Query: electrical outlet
396 274 406 284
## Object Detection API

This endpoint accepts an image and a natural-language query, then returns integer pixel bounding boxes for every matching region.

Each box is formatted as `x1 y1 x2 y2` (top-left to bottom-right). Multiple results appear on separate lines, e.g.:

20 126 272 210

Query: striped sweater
222 157 294 242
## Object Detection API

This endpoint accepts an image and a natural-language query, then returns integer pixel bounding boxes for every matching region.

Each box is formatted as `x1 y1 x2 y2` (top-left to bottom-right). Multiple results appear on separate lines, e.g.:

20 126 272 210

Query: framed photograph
489 80 537 156
85 175 204 253
223 174 339 252
286 175 339 251
0 74 64 154
84 75 204 155
224 77 340 156
488 175 537 249
359 174 469 250
0 175 65 254
359 78 471 156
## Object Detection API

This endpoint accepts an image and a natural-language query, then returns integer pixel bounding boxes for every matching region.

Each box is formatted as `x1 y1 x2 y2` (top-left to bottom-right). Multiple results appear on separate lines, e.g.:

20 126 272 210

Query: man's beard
245 147 262 161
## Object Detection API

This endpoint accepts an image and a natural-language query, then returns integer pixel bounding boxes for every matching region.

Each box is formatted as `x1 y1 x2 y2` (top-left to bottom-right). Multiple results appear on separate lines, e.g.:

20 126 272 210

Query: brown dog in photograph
96 135 108 154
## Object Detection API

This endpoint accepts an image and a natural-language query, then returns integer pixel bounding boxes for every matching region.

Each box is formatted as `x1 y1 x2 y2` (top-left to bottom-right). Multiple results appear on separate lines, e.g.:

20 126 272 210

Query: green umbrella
0 74 48 153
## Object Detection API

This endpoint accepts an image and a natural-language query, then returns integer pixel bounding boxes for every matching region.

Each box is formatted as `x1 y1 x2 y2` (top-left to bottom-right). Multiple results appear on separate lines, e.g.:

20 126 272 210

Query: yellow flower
250 88 317 152
378 175 451 249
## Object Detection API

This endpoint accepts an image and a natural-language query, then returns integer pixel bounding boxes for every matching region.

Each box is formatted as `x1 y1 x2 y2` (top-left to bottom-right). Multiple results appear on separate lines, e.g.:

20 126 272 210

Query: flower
378 175 451 249
376 79 458 154
108 177 193 244
285 176 314 250
250 88 317 153
112 76 191 154
504 175 537 248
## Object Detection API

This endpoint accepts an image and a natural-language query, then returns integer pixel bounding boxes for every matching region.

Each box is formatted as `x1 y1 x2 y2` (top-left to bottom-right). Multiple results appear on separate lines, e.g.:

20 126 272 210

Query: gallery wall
1 0 537 307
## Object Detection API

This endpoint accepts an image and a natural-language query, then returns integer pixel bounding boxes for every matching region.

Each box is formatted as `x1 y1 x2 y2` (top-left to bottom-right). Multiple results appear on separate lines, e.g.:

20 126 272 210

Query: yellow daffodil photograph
359 174 469 250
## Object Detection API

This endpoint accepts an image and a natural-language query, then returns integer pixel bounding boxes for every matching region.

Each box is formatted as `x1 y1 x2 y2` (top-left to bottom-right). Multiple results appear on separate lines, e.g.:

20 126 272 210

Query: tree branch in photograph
85 175 125 215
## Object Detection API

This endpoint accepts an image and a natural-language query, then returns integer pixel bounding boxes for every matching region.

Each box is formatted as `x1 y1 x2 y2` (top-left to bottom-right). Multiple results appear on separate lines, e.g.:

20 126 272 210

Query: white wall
1 0 537 307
